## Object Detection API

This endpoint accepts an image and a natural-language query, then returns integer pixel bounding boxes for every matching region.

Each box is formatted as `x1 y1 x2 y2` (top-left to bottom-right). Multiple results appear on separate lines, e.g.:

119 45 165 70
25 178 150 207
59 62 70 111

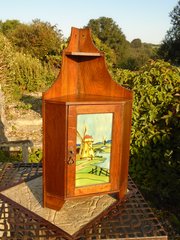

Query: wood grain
43 27 133 210
43 27 133 100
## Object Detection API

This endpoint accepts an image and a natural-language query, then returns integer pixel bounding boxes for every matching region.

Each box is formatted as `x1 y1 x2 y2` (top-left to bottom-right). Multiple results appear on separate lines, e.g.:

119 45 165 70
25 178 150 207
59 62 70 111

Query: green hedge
116 60 180 208
13 52 55 91
0 33 56 101
0 33 14 86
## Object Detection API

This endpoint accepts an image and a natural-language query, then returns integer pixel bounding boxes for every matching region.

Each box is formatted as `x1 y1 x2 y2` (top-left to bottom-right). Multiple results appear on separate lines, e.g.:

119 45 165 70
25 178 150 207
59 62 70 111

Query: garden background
0 1 179 238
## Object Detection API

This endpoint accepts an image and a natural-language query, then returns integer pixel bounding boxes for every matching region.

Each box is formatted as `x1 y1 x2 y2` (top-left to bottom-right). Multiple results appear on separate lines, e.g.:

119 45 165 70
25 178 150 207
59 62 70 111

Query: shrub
116 60 180 208
6 19 64 65
0 32 56 101
12 52 55 92
0 33 14 86
0 150 22 162
28 148 42 163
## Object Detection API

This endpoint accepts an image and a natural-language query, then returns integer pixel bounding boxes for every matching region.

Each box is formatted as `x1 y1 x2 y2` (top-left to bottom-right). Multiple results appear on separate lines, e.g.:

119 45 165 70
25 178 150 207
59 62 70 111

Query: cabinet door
66 104 123 197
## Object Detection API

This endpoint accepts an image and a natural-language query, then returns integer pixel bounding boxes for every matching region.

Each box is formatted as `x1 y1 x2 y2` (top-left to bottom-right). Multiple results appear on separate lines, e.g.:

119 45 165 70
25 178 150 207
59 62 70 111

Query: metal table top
0 162 167 240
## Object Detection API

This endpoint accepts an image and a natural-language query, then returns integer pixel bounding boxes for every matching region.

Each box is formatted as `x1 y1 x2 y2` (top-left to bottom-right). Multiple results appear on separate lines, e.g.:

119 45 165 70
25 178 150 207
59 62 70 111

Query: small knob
67 148 75 165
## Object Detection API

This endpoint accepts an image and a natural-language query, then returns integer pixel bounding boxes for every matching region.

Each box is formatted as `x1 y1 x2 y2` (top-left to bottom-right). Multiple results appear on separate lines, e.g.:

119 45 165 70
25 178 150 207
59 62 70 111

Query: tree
121 39 156 70
6 19 64 67
131 38 142 48
158 1 180 65
92 34 116 70
87 17 129 67
0 20 21 35
87 17 156 70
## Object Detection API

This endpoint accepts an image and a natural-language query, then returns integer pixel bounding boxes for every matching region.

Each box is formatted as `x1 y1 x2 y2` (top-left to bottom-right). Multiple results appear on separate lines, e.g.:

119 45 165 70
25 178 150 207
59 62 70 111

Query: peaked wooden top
43 27 133 100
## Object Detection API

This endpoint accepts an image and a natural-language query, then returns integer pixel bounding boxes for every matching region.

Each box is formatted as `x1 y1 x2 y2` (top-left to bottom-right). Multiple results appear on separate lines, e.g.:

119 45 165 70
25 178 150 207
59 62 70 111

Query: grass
76 173 109 187
76 157 109 187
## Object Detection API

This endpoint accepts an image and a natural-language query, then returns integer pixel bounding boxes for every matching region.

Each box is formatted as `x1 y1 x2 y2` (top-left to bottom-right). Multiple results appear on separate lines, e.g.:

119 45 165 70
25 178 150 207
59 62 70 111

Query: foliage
4 51 56 101
158 1 180 65
0 30 56 102
28 148 42 163
1 17 179 207
131 38 142 48
0 19 21 35
0 150 22 162
0 148 43 163
15 102 32 110
87 17 157 70
0 33 14 86
92 34 116 70
87 17 129 67
6 19 64 67
121 40 158 70
116 60 180 209
13 52 55 91
0 17 179 234
1 17 157 72
0 148 42 163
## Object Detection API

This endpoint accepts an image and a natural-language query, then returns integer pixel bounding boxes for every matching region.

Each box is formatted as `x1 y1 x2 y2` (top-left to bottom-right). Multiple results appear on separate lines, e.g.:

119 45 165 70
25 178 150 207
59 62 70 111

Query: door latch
67 148 75 165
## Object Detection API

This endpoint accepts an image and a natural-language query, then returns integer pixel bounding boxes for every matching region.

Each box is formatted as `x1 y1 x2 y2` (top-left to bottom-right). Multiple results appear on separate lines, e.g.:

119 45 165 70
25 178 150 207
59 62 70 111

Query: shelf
65 51 103 57
45 94 131 105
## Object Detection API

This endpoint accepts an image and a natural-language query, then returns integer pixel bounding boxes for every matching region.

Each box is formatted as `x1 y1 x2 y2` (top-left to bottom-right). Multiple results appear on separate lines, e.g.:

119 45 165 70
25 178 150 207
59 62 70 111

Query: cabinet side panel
43 102 67 201
110 105 122 191
119 101 133 198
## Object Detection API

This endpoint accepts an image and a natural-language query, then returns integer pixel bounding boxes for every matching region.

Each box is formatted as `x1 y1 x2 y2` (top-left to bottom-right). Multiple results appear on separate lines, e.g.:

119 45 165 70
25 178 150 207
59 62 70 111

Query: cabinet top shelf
44 94 132 105
65 52 103 57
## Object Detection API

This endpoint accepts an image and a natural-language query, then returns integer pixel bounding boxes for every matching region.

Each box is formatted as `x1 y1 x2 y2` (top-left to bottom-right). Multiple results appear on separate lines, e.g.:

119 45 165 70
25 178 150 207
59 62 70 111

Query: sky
0 0 178 44
77 113 113 144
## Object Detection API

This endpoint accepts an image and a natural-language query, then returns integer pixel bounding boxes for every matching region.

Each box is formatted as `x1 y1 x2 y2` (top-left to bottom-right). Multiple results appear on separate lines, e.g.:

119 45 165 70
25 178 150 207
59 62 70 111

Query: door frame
66 104 123 198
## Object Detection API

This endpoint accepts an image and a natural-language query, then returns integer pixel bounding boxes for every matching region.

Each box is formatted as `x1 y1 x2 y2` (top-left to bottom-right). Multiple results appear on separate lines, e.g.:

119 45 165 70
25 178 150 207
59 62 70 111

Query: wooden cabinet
43 28 133 210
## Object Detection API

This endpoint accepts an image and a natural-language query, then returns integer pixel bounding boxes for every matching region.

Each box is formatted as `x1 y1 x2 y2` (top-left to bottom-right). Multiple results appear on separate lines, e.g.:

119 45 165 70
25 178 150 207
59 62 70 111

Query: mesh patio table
0 162 167 240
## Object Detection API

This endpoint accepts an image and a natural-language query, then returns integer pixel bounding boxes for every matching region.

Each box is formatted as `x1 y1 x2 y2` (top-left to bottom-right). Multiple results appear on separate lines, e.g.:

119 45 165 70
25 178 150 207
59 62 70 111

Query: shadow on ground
20 95 42 116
